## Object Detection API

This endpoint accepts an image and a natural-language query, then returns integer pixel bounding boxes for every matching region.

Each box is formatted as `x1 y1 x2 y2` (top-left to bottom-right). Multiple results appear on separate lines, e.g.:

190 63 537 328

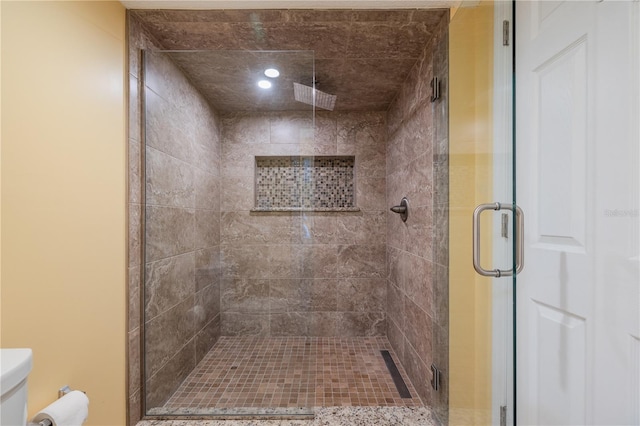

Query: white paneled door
516 1 640 425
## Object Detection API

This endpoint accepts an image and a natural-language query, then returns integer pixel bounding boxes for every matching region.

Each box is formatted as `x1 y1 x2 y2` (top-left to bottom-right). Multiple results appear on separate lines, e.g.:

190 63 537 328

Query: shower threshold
146 406 315 420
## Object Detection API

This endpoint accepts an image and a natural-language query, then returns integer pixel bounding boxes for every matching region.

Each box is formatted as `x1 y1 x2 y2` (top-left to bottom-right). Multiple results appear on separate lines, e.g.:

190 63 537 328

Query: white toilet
1 348 33 426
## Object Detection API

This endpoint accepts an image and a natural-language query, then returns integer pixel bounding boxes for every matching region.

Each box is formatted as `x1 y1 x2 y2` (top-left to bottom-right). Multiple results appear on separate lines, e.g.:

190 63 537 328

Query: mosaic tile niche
252 156 359 212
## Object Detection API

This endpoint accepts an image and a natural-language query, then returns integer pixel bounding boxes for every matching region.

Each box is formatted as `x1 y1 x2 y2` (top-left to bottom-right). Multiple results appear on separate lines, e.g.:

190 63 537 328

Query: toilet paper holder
31 385 86 426
58 385 73 399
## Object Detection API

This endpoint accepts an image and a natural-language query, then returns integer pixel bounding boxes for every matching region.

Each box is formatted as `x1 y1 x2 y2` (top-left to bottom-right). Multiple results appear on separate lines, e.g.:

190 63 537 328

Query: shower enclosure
139 41 443 417
140 47 403 417
127 4 515 425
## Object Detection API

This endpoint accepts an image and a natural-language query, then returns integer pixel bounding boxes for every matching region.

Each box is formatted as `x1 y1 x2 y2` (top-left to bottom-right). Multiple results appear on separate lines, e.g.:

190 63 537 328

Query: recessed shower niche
252 156 359 212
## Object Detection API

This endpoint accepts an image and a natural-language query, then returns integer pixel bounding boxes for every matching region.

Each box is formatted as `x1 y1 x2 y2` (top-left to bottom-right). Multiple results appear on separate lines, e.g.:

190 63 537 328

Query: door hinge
503 20 510 46
500 405 507 426
430 364 441 391
430 77 441 102
501 213 509 239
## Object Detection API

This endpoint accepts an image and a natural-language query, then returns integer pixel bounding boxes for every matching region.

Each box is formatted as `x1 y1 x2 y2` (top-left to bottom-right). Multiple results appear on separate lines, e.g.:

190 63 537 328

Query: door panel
535 38 587 249
532 301 586 425
516 1 640 424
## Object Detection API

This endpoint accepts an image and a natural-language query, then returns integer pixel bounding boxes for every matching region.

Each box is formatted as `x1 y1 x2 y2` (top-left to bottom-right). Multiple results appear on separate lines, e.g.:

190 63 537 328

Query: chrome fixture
390 197 409 222
293 82 337 111
430 77 441 102
472 202 524 277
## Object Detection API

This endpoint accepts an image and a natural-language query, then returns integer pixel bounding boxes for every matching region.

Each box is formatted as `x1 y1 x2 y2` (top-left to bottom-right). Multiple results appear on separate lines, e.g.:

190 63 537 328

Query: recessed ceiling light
264 68 280 78
258 80 272 89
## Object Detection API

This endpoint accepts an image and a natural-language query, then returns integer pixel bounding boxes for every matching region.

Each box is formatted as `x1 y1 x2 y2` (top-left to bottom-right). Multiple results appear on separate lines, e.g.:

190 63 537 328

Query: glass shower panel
448 2 515 425
142 49 315 417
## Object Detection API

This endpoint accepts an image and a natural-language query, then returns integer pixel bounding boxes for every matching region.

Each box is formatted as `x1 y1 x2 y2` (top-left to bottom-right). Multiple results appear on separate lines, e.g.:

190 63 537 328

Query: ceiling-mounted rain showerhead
293 82 337 111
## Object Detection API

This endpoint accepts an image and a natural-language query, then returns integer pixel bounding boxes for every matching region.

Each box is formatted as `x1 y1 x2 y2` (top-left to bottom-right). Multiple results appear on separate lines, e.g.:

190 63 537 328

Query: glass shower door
141 49 316 418
449 1 516 425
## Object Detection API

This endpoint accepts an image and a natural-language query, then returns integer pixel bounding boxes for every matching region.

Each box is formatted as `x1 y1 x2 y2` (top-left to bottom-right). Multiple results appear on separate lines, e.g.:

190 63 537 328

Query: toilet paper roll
32 390 89 426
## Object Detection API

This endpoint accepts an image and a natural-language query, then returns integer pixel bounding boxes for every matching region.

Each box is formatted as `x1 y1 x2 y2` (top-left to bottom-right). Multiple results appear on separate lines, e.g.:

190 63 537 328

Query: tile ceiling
132 9 448 112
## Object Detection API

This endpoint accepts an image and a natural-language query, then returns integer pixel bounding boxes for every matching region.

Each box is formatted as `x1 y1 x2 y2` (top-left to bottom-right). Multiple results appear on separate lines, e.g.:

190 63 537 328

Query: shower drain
380 350 412 398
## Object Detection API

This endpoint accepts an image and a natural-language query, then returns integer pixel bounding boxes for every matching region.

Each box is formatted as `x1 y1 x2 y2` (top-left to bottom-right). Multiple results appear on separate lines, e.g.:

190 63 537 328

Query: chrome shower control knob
390 197 409 222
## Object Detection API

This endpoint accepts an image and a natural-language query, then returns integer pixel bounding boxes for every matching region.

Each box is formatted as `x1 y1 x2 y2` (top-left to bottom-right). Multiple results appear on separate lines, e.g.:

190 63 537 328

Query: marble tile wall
431 15 450 425
128 14 222 423
130 9 448 112
220 111 387 337
385 12 449 424
144 49 222 408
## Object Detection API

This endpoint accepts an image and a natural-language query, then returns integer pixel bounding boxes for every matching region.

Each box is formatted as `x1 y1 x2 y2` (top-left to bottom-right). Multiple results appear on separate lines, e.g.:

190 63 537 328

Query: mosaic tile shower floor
158 336 421 413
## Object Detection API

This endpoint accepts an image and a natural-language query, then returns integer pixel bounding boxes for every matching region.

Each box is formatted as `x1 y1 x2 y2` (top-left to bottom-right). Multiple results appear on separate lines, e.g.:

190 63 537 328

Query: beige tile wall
128 14 222 421
431 16 450 424
143 46 223 409
219 111 388 337
385 12 449 424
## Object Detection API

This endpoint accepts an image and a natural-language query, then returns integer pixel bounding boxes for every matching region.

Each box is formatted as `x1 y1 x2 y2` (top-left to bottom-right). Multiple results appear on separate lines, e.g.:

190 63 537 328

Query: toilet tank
1 349 33 426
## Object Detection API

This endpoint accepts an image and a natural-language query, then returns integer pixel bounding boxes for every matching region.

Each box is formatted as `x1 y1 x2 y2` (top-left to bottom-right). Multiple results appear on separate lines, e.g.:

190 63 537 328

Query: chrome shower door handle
472 202 524 277
515 204 524 275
